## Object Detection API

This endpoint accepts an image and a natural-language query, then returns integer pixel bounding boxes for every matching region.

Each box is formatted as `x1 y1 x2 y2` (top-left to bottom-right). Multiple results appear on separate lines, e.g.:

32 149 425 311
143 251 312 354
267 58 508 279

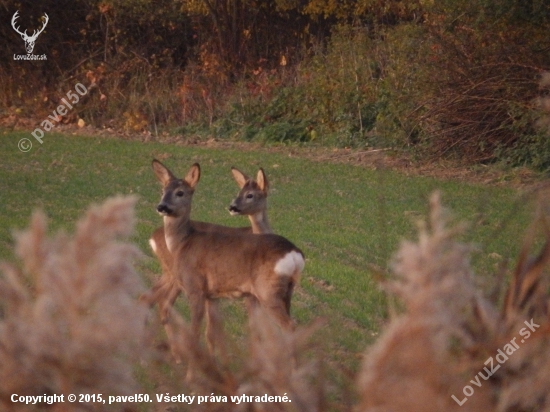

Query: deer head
11 11 49 54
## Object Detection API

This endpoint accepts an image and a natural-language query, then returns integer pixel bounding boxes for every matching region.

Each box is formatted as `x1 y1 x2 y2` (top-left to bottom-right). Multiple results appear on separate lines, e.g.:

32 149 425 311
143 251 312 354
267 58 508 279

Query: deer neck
248 210 272 234
163 213 192 254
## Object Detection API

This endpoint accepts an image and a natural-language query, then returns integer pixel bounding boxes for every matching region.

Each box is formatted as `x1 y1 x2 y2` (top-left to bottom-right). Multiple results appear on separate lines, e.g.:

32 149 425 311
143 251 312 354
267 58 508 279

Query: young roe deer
228 167 273 234
151 159 304 356
144 166 273 326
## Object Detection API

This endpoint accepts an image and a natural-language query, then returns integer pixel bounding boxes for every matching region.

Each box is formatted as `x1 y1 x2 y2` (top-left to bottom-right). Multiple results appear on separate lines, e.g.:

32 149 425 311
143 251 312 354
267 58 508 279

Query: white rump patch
274 251 305 276
149 238 158 253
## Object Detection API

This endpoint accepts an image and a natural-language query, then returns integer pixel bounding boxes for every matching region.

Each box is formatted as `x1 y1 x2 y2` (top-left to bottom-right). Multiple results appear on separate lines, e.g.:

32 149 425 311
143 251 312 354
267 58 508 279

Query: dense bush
1 0 550 169
375 0 550 167
205 26 379 147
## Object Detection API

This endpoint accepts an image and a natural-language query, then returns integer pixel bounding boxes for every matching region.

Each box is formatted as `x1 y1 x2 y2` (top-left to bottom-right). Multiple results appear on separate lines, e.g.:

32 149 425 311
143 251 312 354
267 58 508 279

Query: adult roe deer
144 166 273 326
151 159 303 358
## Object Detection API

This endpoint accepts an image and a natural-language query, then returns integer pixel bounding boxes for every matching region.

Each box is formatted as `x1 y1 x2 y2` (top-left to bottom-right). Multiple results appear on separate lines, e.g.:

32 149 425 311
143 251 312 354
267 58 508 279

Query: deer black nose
157 204 172 215
228 204 240 214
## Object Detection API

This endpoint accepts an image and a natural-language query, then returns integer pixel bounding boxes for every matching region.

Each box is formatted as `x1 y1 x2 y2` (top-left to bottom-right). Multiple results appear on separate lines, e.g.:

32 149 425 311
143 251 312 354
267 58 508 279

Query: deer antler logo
11 11 49 54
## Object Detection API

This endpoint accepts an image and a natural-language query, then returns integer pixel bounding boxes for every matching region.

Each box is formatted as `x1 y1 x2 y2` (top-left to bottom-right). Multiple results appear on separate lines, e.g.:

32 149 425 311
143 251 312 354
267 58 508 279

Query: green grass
0 129 535 394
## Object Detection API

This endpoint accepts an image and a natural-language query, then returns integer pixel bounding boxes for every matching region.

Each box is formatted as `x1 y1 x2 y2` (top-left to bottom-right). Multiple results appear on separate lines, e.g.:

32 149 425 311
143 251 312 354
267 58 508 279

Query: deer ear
256 168 268 192
231 167 248 189
185 163 201 188
152 159 174 186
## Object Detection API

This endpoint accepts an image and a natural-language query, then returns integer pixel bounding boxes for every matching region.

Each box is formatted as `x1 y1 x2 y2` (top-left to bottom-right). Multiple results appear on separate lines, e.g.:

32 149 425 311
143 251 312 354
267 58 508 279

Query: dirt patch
181 139 543 189
3 119 543 188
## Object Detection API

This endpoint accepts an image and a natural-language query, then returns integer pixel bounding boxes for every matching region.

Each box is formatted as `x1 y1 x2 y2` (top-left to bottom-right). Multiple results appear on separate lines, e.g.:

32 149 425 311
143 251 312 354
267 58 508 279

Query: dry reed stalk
357 191 550 412
6 190 550 412
158 306 325 412
0 196 148 411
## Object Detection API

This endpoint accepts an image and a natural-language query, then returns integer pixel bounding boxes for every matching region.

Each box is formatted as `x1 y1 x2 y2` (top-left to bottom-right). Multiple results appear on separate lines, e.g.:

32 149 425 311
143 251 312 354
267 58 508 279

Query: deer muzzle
156 203 173 215
228 203 241 215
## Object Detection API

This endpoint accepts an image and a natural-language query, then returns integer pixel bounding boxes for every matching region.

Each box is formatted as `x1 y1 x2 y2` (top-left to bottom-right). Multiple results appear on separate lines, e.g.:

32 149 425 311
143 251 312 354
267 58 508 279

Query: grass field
0 130 537 405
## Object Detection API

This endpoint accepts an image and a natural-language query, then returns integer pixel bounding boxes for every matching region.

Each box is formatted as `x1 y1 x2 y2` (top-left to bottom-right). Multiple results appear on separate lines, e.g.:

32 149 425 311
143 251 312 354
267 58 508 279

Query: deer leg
160 282 182 323
182 292 206 382
244 295 261 330
140 271 182 322
283 279 295 316
139 274 171 308
256 276 296 331
151 282 183 363
187 292 206 344
205 299 228 361
266 299 294 331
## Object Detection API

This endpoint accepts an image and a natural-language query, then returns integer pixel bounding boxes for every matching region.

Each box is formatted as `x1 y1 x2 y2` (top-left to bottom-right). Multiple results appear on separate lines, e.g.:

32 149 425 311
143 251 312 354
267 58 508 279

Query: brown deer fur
151 159 303 360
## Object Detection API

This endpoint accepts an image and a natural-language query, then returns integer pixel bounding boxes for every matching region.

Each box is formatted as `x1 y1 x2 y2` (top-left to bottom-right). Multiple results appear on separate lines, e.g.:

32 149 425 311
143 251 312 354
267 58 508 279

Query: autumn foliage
1 0 550 167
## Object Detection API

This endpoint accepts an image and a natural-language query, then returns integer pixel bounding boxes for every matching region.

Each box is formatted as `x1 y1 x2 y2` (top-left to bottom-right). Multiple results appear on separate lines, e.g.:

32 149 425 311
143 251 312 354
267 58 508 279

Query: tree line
1 0 550 169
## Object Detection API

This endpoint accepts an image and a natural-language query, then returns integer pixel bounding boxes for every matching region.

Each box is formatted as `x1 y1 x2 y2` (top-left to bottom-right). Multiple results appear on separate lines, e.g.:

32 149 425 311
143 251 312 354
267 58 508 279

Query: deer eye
246 193 254 199
176 190 185 197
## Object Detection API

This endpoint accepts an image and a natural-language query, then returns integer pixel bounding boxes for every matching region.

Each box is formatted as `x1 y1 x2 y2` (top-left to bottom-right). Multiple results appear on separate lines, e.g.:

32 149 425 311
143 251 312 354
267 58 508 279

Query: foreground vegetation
0 131 543 409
